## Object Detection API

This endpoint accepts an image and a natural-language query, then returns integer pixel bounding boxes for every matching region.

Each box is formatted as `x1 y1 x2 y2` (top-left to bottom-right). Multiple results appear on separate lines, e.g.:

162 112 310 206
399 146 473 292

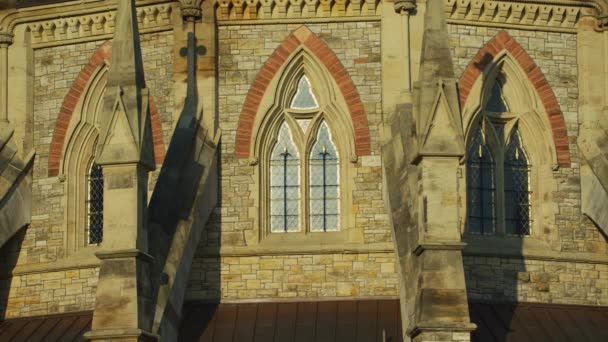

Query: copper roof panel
0 311 92 342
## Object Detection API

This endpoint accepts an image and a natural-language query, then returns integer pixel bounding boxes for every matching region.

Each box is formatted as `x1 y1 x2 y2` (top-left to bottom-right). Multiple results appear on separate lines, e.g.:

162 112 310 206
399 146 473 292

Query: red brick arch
48 41 166 177
459 31 570 167
235 26 371 158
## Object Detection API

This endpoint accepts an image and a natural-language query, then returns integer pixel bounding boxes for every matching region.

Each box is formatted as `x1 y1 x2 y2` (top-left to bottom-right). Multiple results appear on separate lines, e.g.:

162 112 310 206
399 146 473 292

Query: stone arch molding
459 31 570 168
235 25 371 160
48 41 165 177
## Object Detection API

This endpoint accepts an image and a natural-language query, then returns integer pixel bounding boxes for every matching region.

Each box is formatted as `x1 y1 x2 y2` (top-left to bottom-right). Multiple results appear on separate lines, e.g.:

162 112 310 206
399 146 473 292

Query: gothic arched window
265 75 342 234
466 77 532 236
467 127 495 234
270 123 301 232
309 122 339 232
87 163 104 244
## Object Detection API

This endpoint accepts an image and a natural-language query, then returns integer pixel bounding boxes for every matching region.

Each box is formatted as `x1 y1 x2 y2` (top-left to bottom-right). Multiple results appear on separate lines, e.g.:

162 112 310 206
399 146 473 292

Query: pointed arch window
263 75 344 234
466 76 532 236
309 122 340 232
270 123 301 232
504 128 531 235
87 162 104 244
467 127 495 234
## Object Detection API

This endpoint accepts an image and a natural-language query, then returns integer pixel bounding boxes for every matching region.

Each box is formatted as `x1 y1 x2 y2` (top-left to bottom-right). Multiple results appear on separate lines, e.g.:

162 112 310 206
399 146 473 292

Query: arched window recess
62 64 108 255
250 50 357 166
254 50 355 238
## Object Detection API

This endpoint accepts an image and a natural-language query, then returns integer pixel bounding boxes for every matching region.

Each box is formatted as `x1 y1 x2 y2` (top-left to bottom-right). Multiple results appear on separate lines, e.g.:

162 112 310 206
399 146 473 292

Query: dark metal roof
179 299 403 342
1 301 608 341
0 311 92 342
470 301 608 342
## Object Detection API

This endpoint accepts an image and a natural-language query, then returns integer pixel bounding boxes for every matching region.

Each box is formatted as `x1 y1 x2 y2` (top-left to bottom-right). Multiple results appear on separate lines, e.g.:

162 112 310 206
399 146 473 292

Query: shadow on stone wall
0 226 27 320
462 52 526 341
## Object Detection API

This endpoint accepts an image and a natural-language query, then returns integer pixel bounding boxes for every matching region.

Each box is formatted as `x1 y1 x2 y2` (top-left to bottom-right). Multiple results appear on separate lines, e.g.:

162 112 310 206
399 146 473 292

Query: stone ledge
84 327 159 342
198 242 395 257
464 243 608 265
406 321 477 338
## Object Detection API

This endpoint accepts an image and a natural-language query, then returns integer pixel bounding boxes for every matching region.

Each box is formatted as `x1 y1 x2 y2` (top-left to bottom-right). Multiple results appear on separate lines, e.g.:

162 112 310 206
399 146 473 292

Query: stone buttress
381 0 476 340
84 0 157 340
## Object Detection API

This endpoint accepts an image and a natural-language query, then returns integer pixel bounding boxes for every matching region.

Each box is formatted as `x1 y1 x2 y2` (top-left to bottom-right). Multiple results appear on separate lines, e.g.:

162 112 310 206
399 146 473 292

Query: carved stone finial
394 0 416 14
179 0 203 21
0 32 13 46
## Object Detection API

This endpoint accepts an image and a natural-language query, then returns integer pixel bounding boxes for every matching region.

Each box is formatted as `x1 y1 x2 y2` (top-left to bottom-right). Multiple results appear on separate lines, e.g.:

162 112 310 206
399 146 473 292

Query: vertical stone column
84 0 157 341
0 31 13 130
382 0 476 340
577 16 608 234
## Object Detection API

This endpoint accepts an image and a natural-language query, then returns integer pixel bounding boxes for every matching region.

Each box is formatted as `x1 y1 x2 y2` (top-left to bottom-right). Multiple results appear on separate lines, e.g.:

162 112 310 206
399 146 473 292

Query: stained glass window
87 163 104 245
504 128 531 236
309 122 339 232
466 127 495 234
270 123 301 232
486 81 508 113
290 76 319 110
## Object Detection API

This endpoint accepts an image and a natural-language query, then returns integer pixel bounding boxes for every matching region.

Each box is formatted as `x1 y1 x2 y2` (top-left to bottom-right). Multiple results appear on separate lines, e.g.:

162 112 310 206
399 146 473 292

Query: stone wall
0 30 174 319
464 256 608 305
188 252 399 301
449 25 608 305
0 267 99 319
188 21 396 301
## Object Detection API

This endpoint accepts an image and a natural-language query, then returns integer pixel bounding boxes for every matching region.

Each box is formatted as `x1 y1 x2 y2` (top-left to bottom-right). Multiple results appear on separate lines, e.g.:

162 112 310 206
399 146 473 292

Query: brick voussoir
458 30 571 167
235 25 371 158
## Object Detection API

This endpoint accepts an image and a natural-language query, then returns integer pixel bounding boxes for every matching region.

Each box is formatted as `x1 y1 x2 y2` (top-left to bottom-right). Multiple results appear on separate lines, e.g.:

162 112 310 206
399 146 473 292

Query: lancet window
466 77 532 236
87 162 104 244
266 75 341 233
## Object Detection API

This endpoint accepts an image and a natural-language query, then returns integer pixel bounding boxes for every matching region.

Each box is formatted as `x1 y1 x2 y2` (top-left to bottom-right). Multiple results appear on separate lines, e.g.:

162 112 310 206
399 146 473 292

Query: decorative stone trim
179 0 203 21
25 3 172 47
48 41 166 177
0 32 13 45
459 31 571 167
445 0 597 32
235 25 371 158
215 0 381 20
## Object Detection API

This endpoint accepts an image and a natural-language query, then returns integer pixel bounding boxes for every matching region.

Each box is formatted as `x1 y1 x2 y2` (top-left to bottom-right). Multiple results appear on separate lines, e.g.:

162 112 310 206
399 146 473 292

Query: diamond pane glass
87 163 104 245
309 122 339 232
486 81 508 113
290 76 319 110
270 123 301 232
466 127 495 234
504 128 532 236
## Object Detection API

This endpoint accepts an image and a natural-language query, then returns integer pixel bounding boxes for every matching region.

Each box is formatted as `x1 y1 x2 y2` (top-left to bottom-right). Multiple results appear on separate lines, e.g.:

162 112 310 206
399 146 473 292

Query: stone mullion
0 32 12 129
494 133 506 236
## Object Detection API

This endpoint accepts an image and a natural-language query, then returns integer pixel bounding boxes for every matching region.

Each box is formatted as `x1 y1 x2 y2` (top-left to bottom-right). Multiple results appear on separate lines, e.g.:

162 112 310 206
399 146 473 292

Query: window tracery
263 74 344 234
466 75 532 236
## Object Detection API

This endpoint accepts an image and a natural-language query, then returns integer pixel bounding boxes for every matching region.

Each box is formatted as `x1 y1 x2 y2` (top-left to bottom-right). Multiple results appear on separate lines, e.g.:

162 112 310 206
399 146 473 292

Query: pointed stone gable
98 93 140 160
235 25 370 158
459 31 570 167
95 0 155 168
420 83 465 155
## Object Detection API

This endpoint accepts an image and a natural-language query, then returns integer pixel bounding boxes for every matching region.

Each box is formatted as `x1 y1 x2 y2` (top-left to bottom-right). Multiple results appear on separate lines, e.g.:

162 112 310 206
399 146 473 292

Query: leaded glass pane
466 127 495 234
270 123 301 232
504 128 532 236
309 122 339 232
486 81 508 113
290 76 319 110
87 163 104 245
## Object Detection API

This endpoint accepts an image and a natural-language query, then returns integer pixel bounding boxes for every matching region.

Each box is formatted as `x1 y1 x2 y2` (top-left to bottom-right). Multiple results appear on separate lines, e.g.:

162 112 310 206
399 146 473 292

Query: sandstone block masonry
449 25 608 305
0 31 174 319
188 21 397 301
